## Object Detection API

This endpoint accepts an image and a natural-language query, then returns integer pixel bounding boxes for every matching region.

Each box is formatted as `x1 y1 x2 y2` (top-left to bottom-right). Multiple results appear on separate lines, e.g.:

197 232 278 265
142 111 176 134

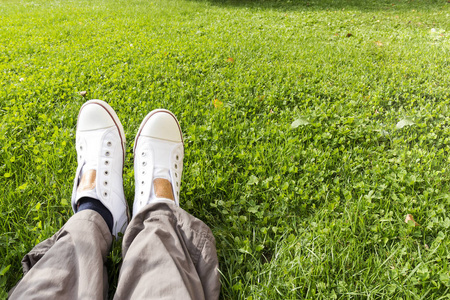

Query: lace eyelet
107 141 112 147
104 181 108 186
104 171 109 175
175 164 178 169
176 155 179 160
105 151 110 156
103 192 108 197
105 160 109 165
142 162 147 166
142 152 146 156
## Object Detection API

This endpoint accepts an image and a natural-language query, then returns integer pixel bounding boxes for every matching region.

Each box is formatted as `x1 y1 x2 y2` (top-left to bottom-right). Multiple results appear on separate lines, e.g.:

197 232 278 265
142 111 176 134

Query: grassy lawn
1 0 450 298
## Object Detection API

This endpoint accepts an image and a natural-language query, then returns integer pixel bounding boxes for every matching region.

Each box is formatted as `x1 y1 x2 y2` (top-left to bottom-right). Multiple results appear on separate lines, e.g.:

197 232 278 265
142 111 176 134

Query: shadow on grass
188 0 447 12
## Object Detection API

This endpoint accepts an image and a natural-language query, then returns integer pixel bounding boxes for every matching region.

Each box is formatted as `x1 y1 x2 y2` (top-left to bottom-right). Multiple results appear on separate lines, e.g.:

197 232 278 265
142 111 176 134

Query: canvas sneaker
133 109 184 216
71 100 129 237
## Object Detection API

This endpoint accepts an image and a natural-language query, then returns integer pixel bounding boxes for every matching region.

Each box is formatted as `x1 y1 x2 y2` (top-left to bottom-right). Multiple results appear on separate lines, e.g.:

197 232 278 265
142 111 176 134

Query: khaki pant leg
9 210 112 300
114 202 220 300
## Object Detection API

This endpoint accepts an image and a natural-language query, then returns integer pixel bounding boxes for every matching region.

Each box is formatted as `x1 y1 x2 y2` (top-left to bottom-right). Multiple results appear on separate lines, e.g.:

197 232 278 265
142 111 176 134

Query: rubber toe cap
141 111 182 142
78 102 115 131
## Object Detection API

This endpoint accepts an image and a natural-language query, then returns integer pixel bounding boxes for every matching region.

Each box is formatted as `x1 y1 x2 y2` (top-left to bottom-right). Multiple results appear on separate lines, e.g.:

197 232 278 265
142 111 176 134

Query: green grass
1 0 450 298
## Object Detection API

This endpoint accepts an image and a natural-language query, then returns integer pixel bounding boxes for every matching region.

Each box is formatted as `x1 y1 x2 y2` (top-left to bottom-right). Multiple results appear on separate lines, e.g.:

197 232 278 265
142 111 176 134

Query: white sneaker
71 100 129 237
133 109 184 216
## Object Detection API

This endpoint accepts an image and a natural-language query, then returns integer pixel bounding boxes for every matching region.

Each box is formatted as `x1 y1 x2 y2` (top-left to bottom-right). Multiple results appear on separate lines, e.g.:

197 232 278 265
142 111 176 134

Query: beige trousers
9 203 220 300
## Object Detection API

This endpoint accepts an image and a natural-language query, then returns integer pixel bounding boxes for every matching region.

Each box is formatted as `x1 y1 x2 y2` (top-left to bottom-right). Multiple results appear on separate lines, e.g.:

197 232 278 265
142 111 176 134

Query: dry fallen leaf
227 57 235 63
375 41 383 46
213 98 223 109
79 91 87 97
346 33 353 37
405 214 419 226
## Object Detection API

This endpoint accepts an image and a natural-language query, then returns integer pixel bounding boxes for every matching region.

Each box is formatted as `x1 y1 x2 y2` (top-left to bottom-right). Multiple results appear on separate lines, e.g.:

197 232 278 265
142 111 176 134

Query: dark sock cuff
77 197 114 233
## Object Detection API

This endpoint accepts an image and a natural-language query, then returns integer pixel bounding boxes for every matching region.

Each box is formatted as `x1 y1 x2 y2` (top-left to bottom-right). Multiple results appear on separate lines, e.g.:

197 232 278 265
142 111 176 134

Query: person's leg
10 100 130 299
114 110 220 300
114 203 220 300
9 210 112 300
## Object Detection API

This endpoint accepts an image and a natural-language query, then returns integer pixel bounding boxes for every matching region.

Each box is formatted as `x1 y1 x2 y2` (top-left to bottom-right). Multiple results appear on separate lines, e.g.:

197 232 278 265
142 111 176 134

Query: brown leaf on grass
405 214 419 226
79 91 87 97
335 33 339 36
213 98 223 109
227 57 235 63
346 33 353 37
375 41 383 47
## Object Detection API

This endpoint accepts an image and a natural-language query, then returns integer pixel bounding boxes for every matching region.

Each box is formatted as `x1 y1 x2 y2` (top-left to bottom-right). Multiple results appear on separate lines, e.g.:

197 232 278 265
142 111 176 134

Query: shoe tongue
84 159 98 174
153 167 170 181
